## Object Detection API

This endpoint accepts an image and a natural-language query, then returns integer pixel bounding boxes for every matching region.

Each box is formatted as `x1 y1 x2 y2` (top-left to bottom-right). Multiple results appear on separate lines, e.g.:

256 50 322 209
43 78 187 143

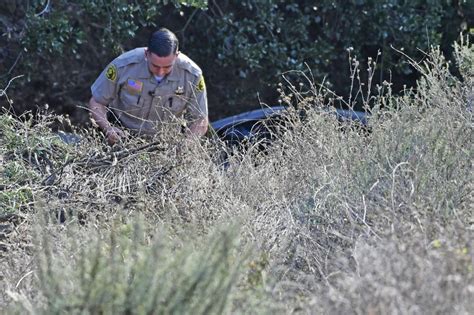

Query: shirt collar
137 57 154 81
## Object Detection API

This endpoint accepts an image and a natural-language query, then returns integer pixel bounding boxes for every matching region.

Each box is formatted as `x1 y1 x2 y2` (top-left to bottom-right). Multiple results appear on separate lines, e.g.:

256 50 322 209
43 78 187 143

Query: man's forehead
150 60 174 67
148 51 178 64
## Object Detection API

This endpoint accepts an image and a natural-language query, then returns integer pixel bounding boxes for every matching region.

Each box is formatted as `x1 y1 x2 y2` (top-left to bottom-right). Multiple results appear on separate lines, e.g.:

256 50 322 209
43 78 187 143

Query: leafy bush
1 0 471 120
1 0 207 116
0 111 72 215
19 222 246 314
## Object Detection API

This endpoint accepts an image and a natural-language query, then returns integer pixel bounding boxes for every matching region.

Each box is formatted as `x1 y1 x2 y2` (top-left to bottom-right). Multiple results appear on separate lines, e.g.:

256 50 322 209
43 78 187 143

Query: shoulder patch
105 64 117 82
196 75 206 92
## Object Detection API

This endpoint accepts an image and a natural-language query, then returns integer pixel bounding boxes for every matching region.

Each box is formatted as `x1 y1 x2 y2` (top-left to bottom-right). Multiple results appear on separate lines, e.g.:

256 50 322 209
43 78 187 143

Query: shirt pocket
119 88 145 119
164 94 187 116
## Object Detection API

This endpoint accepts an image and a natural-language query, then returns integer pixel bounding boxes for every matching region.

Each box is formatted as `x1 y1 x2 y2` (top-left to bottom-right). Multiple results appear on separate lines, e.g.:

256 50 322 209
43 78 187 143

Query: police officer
88 28 208 145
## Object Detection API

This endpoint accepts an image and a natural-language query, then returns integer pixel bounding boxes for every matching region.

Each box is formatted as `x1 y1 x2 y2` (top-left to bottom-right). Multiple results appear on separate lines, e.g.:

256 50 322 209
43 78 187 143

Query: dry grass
1 40 473 314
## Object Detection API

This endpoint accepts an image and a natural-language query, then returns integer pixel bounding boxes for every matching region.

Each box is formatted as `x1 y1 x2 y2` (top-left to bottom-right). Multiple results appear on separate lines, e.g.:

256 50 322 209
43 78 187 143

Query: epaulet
113 48 146 68
177 53 202 77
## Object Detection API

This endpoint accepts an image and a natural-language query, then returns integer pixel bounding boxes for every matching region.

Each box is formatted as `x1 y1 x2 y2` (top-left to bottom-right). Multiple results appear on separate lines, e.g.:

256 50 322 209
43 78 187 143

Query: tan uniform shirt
91 48 207 134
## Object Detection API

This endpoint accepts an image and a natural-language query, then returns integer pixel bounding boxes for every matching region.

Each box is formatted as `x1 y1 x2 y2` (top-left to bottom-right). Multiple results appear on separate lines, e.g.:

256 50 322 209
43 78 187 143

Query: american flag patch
127 79 143 94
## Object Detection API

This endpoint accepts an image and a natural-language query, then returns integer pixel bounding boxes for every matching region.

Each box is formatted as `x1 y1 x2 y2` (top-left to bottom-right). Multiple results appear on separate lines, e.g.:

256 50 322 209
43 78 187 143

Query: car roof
211 106 287 131
211 106 369 131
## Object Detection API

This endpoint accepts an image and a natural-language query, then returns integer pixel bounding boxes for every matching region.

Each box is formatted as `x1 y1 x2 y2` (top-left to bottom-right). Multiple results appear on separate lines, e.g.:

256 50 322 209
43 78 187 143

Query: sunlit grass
1 40 472 314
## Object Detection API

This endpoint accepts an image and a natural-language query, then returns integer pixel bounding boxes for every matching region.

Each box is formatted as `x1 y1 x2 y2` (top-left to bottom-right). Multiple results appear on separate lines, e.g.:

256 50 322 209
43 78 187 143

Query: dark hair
147 28 179 57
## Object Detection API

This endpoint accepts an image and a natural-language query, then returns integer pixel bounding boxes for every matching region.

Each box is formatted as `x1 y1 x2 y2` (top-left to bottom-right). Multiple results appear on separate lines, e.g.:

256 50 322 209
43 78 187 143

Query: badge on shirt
175 86 184 95
196 75 206 92
105 64 117 82
126 79 143 95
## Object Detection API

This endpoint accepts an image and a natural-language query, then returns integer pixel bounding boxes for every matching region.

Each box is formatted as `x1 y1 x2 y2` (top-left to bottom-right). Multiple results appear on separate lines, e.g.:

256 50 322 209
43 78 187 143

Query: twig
35 0 51 17
391 162 410 212
16 271 35 289
7 52 23 75
391 45 427 76
41 156 76 186
181 8 199 35
41 140 169 184
0 75 24 98
0 213 25 223
211 0 224 17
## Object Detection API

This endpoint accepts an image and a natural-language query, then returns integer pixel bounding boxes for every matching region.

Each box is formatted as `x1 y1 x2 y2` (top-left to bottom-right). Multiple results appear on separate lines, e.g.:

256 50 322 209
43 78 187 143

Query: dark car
210 106 369 144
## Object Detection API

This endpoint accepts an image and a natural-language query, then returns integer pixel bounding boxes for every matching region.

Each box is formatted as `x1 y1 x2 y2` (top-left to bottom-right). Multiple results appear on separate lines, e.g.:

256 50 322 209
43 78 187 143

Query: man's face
145 49 178 77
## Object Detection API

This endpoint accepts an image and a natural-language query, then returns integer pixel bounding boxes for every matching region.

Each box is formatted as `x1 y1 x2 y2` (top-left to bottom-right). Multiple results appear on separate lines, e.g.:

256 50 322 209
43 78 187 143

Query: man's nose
157 68 167 76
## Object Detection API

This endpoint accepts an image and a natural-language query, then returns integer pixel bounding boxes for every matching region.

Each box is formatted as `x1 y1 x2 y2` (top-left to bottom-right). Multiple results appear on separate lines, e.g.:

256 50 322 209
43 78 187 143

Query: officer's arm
88 97 111 131
187 74 209 137
88 97 125 144
90 61 125 145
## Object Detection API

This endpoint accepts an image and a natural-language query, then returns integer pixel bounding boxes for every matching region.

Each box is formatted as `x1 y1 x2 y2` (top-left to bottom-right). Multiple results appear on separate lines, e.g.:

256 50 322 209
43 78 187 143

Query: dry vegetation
0 41 473 314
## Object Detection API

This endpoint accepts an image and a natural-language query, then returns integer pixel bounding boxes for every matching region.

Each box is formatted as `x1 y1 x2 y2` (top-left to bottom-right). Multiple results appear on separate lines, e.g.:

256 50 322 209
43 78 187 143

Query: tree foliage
0 0 471 120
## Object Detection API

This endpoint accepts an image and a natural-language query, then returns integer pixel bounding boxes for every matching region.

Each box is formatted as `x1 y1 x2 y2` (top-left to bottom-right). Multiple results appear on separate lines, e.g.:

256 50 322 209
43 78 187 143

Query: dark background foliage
0 0 472 123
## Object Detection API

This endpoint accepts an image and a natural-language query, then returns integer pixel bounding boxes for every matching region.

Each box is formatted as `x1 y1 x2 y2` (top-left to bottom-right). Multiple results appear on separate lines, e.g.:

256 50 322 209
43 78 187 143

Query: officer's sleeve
91 62 120 105
187 74 208 122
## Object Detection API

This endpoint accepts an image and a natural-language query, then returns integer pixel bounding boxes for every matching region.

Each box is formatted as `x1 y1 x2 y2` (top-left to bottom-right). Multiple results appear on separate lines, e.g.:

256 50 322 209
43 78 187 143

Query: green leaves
3 0 470 119
32 222 246 314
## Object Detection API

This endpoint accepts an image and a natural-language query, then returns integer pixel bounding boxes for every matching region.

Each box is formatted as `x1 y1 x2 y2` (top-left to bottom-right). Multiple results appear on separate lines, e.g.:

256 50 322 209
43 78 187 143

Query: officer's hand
105 126 125 145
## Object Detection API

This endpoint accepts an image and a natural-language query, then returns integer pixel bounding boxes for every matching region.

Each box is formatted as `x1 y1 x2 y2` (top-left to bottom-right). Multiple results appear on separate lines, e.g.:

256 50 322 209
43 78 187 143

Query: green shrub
18 221 245 314
1 0 470 119
0 112 73 215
